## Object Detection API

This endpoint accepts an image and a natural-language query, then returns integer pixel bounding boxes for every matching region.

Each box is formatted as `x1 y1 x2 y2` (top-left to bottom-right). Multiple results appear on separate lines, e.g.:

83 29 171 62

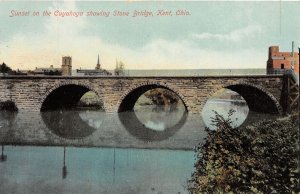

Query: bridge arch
117 82 189 112
201 81 283 114
40 82 104 111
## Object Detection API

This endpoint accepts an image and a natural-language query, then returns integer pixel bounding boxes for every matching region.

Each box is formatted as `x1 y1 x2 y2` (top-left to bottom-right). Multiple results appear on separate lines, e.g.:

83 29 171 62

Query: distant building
76 55 112 76
95 54 101 70
267 44 299 75
61 56 72 76
33 65 62 75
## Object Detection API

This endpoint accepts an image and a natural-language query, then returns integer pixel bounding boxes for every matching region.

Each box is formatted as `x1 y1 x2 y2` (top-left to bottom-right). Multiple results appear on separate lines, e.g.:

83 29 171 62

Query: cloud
0 2 266 70
192 25 262 42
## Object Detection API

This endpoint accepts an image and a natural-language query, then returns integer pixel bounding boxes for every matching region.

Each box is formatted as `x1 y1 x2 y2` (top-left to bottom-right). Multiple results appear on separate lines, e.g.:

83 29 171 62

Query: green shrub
188 111 299 193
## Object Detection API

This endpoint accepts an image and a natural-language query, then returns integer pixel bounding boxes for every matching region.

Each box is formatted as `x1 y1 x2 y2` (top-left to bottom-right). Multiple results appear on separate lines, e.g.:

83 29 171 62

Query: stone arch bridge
0 75 290 114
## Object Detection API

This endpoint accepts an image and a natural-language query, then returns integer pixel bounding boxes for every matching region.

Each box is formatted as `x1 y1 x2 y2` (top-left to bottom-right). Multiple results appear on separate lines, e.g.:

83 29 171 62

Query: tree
144 88 179 105
45 70 62 75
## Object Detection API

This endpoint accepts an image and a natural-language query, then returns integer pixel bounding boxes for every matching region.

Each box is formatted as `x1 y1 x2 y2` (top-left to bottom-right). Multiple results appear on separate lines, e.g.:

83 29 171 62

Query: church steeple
96 54 101 70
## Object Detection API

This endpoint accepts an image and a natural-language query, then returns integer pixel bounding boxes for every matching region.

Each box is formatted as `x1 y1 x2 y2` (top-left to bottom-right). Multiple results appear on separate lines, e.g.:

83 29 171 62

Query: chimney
292 41 294 57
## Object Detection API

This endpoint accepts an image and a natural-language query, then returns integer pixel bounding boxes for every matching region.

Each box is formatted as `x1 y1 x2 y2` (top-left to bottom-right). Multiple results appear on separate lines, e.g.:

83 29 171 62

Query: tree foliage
144 88 179 105
188 111 299 193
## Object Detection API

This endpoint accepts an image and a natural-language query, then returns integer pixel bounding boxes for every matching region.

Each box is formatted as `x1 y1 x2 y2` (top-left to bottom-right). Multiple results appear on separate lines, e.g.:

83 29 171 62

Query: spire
96 54 101 70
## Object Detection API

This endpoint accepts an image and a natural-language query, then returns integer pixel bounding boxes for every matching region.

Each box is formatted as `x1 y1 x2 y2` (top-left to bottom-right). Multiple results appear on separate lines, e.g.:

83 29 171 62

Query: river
0 69 278 194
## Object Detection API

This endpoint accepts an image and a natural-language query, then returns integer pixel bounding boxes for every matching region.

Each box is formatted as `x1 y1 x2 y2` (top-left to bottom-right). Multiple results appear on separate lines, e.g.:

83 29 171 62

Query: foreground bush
188 111 299 193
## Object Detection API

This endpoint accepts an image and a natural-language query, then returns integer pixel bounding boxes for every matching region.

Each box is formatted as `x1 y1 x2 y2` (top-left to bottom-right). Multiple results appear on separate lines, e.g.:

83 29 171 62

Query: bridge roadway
0 75 286 114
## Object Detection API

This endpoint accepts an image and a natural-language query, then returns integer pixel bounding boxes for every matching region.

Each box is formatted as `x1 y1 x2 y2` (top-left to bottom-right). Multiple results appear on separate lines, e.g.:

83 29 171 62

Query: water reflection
40 103 188 141
134 104 186 131
1 145 7 162
202 99 249 130
62 146 67 179
41 110 98 139
0 111 17 143
119 105 187 141
0 110 16 129
0 98 277 149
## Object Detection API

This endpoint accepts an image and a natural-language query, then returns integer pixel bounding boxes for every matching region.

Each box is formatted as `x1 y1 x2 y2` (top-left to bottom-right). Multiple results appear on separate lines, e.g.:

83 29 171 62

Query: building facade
61 56 72 76
267 46 299 75
76 55 112 76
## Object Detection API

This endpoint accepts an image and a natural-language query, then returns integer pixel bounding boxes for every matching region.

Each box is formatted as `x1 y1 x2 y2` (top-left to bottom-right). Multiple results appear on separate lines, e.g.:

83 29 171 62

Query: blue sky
0 1 299 70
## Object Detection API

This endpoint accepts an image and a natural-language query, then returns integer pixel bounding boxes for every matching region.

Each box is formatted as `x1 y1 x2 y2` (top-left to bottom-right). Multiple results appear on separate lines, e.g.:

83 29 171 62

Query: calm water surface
0 146 194 194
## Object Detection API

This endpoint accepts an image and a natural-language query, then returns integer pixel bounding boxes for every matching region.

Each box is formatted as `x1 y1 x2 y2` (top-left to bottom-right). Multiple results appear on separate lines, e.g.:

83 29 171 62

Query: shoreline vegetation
188 111 299 193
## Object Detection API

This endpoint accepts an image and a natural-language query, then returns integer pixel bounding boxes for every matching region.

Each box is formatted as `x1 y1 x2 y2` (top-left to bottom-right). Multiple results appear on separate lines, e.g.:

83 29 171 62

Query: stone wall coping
0 75 284 80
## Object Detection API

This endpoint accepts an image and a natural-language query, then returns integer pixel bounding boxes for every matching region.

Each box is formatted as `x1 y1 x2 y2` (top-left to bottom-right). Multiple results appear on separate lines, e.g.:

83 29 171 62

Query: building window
281 64 284 69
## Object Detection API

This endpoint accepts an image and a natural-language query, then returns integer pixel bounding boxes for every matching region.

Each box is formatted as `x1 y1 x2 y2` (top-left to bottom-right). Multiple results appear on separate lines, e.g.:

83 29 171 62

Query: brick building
267 45 299 75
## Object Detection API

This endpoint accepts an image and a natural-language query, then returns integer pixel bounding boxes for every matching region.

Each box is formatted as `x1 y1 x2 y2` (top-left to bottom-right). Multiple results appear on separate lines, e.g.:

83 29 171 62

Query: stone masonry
0 75 285 114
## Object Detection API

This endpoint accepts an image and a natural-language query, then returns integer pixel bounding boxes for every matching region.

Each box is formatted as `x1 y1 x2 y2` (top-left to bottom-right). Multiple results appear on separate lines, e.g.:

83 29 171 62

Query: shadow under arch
118 84 188 112
202 82 281 115
200 83 282 130
225 83 281 114
118 84 188 141
40 84 103 111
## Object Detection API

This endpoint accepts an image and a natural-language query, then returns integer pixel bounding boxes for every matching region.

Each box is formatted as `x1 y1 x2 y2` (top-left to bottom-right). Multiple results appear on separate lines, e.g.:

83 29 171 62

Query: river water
0 69 278 194
0 98 269 194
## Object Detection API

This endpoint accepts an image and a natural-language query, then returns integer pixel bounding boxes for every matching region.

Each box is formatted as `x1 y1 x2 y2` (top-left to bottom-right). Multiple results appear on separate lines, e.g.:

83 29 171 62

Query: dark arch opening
40 84 103 139
118 84 187 112
225 84 279 114
41 84 102 111
118 84 188 141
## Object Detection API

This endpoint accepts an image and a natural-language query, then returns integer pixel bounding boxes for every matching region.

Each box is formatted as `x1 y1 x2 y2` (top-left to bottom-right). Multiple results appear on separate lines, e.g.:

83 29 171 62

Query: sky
0 1 299 70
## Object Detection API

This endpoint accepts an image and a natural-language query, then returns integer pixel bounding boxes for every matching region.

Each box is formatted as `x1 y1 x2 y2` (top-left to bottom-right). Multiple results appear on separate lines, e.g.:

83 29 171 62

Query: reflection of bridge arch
0 100 18 111
201 81 283 114
117 82 189 112
41 110 97 139
40 82 104 111
118 111 188 141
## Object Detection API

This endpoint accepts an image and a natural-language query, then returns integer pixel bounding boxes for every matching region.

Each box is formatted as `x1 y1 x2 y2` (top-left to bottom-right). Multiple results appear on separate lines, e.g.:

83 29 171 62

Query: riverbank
189 113 299 193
